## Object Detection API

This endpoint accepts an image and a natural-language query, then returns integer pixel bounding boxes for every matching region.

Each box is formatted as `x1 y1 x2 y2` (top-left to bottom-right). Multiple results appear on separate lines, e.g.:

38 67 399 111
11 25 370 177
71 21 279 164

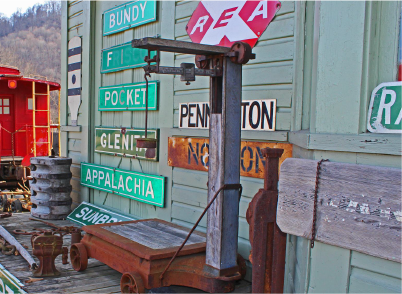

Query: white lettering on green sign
99 81 158 111
103 0 157 36
67 202 135 226
0 264 26 294
95 128 158 160
81 163 165 207
367 82 402 133
101 42 153 73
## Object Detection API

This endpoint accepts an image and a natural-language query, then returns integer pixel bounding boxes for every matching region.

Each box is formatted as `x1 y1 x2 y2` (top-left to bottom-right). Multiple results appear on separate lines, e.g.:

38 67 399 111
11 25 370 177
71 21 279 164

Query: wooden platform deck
0 212 251 293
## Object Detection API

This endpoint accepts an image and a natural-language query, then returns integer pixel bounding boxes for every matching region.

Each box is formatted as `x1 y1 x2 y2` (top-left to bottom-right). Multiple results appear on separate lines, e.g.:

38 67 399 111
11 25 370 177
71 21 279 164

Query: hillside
0 1 61 120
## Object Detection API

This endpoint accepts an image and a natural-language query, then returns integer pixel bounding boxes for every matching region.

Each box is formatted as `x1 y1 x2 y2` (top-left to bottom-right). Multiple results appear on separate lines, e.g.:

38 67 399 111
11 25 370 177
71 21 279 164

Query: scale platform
71 219 244 293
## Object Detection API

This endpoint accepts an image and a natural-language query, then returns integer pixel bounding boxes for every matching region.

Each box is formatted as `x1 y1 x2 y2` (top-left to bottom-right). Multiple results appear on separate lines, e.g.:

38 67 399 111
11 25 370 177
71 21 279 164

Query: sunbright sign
179 100 276 131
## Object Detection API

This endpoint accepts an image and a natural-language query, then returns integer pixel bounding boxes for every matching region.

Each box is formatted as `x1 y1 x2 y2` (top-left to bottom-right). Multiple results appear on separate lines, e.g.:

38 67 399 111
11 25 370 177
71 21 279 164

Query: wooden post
206 57 242 274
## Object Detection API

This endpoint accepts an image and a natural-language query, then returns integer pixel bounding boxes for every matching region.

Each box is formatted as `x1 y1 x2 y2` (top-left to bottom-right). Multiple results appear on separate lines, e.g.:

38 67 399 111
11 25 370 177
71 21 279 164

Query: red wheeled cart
70 219 245 293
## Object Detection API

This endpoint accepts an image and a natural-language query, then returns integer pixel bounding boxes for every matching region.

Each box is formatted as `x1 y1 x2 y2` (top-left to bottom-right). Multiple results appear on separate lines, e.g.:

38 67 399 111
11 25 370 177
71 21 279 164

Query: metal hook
144 72 151 139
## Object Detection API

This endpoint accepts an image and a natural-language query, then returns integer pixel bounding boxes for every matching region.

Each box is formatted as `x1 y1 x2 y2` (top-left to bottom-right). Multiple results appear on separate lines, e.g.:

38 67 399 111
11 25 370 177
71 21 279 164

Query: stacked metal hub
30 157 72 220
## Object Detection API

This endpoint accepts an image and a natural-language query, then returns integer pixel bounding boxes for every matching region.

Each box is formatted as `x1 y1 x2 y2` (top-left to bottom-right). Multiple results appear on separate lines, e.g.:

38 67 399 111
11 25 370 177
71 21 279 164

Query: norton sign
367 82 402 133
179 99 276 131
103 0 157 36
81 163 165 207
99 81 158 111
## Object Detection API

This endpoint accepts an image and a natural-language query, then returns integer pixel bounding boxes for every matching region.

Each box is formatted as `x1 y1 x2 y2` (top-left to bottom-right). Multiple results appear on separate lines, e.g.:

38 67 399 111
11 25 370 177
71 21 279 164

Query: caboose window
0 98 10 115
28 98 33 110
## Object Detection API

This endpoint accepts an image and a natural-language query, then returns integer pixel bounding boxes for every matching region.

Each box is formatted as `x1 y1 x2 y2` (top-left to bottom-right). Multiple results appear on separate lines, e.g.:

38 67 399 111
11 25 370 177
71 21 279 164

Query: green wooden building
61 1 401 292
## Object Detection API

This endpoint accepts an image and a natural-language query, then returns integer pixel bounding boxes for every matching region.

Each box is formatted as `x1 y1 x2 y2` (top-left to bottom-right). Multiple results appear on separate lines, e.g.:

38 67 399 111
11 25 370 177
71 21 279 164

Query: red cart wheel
70 243 88 272
120 272 145 294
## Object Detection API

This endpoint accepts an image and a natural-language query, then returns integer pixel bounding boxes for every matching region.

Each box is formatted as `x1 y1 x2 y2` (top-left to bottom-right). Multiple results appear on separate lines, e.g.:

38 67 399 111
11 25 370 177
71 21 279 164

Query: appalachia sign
67 201 135 226
81 163 165 207
367 82 402 133
103 0 157 36
101 42 153 73
95 127 158 161
179 99 276 131
99 81 158 111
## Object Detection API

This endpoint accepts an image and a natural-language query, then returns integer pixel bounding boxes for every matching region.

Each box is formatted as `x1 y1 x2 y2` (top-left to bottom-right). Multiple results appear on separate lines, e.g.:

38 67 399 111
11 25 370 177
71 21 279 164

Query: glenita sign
95 127 158 161
367 82 402 133
179 99 276 131
103 0 157 36
81 163 165 207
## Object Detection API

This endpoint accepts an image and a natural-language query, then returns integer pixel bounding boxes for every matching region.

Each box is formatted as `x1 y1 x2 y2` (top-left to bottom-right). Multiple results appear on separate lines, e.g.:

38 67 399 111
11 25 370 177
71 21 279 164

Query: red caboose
0 66 60 184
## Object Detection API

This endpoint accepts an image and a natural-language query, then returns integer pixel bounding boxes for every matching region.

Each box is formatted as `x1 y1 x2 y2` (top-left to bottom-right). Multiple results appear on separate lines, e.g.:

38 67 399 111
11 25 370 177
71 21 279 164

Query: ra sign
186 0 281 48
367 82 402 133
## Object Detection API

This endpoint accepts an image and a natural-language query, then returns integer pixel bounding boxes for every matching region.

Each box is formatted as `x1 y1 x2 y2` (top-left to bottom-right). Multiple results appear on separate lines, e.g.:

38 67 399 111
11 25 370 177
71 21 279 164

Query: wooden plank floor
0 212 251 293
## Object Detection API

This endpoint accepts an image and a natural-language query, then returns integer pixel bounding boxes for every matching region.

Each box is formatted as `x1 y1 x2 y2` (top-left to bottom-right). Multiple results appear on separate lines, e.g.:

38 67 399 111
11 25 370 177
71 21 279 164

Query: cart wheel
0 195 8 212
70 243 88 272
120 272 145 294
237 254 247 279
11 199 23 213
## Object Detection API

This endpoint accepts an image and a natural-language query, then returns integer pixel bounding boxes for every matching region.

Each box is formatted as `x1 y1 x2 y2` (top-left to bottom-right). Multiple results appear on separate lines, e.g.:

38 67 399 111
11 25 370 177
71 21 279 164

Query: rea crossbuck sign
186 0 281 47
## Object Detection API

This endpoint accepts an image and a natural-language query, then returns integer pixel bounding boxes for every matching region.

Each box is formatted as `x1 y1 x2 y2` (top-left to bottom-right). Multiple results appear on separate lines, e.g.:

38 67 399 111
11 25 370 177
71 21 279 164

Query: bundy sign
101 42 152 73
179 100 276 131
99 81 158 111
81 163 165 207
367 82 402 133
103 0 157 36
67 201 135 226
0 264 26 294
186 0 281 48
168 137 292 179
95 127 158 161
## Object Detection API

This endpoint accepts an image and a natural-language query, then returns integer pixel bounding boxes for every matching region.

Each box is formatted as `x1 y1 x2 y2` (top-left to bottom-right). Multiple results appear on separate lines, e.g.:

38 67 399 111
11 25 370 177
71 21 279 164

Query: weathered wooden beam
277 158 402 262
206 57 242 273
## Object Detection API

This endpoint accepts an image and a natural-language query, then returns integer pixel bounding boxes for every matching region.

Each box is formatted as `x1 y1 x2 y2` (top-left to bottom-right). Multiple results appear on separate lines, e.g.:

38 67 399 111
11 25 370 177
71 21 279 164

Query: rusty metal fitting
195 55 210 69
227 42 255 65
62 247 69 265
32 231 64 277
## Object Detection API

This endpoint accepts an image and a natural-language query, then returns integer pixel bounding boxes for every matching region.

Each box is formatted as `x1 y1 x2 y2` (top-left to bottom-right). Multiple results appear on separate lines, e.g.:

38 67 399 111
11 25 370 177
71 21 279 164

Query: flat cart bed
0 213 250 293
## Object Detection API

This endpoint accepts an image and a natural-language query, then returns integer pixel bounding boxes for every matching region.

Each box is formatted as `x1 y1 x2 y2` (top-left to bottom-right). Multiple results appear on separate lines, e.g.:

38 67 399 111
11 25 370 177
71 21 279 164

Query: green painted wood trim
289 130 402 156
61 1 69 157
61 125 82 132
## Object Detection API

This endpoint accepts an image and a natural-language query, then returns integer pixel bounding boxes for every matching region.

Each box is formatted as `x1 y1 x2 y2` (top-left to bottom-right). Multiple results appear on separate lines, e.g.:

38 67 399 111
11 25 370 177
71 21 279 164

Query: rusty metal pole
246 147 286 293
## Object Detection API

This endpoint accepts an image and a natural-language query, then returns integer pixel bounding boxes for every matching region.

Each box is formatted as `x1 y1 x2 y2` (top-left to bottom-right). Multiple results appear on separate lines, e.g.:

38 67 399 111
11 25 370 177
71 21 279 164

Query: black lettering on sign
179 100 276 131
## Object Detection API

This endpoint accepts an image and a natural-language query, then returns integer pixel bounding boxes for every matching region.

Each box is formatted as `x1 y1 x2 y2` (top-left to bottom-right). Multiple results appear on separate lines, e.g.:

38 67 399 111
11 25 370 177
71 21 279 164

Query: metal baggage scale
70 37 255 293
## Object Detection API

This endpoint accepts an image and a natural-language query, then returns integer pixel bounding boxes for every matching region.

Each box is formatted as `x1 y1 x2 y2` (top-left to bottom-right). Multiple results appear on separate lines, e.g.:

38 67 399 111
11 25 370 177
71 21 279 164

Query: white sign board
179 99 276 131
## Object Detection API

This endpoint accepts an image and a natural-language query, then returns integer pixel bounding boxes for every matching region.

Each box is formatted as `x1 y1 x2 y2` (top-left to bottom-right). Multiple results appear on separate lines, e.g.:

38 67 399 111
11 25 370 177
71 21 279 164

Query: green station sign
367 82 402 133
103 0 157 36
67 201 135 226
101 42 153 73
0 264 26 294
81 163 165 207
99 81 158 111
95 127 158 161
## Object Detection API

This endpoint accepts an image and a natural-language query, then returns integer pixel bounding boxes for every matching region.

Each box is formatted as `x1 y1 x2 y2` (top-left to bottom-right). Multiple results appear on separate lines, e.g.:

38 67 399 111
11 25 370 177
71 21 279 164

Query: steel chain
311 159 329 248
